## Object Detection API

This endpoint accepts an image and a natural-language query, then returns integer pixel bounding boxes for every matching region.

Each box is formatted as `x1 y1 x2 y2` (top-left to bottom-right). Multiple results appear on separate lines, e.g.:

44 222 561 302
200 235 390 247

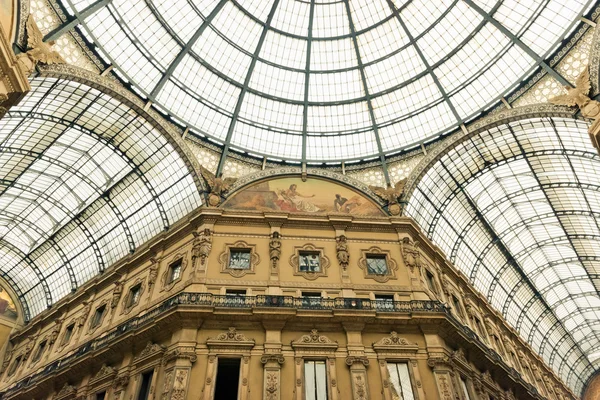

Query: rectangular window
375 294 395 311
215 358 241 399
461 377 471 400
304 360 328 400
127 284 142 308
62 323 74 345
302 292 322 307
229 249 251 270
96 391 107 400
299 251 321 272
366 255 388 275
425 270 437 293
32 340 47 362
168 259 182 283
226 289 247 296
91 304 106 328
451 295 463 318
387 362 415 400
137 370 154 400
8 355 22 376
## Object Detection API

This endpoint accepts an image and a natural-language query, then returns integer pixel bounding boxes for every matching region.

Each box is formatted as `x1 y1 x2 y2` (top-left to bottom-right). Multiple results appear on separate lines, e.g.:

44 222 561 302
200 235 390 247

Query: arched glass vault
53 0 593 169
406 116 600 393
0 77 202 320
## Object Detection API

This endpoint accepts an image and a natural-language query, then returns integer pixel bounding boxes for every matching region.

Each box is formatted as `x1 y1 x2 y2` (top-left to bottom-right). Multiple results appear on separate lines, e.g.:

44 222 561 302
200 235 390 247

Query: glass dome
60 0 591 163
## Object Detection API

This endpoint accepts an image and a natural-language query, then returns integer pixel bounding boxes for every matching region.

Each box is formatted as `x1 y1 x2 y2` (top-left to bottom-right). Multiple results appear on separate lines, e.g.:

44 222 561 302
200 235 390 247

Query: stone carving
49 318 63 345
215 327 252 342
427 354 452 369
260 354 285 365
549 67 600 133
373 331 413 347
345 356 369 366
440 273 451 296
269 232 282 269
354 374 367 400
112 374 130 395
265 371 278 400
77 301 91 327
451 348 466 362
134 342 167 363
17 15 65 76
369 178 407 215
401 238 420 272
438 375 452 400
95 364 117 378
110 280 123 309
192 229 212 269
295 329 336 345
290 243 330 280
148 257 159 289
163 347 198 365
162 370 174 399
171 369 188 400
199 165 237 206
2 350 12 371
335 235 350 271
54 383 76 399
23 336 35 361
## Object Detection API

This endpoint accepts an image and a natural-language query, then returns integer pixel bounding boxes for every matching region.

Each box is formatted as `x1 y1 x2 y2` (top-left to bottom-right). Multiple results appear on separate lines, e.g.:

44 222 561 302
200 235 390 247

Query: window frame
161 253 188 292
291 244 330 281
89 303 107 331
358 247 398 283
219 241 259 278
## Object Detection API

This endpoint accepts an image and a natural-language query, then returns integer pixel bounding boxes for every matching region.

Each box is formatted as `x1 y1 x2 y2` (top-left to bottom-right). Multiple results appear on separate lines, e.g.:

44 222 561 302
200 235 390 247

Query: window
299 251 321 272
215 358 241 399
32 340 47 362
302 292 322 307
473 317 486 341
226 289 246 296
460 377 471 400
366 255 388 275
91 304 106 328
387 362 415 400
7 355 22 376
375 294 395 310
304 360 328 400
425 270 437 293
451 295 464 319
137 370 154 400
167 259 182 283
96 391 107 400
228 249 251 270
62 323 74 345
127 284 142 308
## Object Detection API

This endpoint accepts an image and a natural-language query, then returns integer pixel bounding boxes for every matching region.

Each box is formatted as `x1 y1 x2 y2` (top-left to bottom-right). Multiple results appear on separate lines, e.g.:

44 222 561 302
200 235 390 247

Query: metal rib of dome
0 77 202 320
57 0 592 163
406 117 600 394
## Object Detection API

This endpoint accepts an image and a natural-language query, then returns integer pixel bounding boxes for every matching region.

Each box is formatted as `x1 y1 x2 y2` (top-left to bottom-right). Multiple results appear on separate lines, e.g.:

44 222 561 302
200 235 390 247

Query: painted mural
223 177 385 216
0 287 17 320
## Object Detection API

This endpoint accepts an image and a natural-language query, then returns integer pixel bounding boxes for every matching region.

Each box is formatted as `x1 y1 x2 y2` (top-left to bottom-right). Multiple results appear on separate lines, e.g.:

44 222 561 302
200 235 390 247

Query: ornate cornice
162 346 198 365
206 327 255 351
132 342 166 365
291 329 338 351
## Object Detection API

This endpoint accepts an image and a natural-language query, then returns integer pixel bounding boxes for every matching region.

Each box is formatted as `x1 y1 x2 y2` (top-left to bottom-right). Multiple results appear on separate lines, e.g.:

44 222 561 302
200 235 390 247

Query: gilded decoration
218 241 259 278
358 247 398 283
121 277 145 315
161 253 188 292
222 176 385 216
290 243 330 281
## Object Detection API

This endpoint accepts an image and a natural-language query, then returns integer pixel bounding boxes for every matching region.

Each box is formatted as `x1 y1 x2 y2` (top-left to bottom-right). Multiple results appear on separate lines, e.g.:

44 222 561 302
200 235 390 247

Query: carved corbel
345 355 369 367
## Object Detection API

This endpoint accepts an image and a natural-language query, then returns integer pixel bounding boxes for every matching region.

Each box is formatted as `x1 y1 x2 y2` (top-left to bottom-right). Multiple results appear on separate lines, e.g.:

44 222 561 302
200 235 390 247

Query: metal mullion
344 0 390 184
149 0 229 99
216 0 281 175
44 0 113 42
300 0 315 164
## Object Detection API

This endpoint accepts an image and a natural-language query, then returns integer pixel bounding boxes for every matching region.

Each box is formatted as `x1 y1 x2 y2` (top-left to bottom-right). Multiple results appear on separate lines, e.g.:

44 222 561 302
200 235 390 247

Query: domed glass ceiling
60 0 591 162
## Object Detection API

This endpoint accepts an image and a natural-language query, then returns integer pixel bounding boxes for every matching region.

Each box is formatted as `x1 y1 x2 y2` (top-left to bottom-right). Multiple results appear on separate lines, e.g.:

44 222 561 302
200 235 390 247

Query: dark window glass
226 289 246 296
32 340 47 362
425 270 437 293
299 251 321 272
127 284 142 308
91 304 106 328
451 295 463 318
8 356 22 376
215 358 241 399
375 294 395 310
301 292 322 307
137 370 154 400
168 259 182 283
62 324 74 344
366 255 388 275
96 391 107 400
229 249 251 269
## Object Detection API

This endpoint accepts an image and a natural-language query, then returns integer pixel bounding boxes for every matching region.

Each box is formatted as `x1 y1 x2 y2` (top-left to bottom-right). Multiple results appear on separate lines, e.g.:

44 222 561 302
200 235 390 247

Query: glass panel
299 252 321 272
305 361 317 400
229 250 251 269
367 256 388 275
461 378 471 400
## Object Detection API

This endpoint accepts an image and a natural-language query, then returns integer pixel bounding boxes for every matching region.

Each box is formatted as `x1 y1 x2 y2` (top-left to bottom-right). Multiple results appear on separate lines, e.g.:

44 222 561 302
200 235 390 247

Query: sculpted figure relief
199 165 237 206
17 15 65 75
550 67 600 127
48 318 63 345
269 232 282 269
78 301 91 327
192 228 212 269
369 178 407 215
335 235 350 270
401 237 420 272
148 257 159 288
110 280 123 309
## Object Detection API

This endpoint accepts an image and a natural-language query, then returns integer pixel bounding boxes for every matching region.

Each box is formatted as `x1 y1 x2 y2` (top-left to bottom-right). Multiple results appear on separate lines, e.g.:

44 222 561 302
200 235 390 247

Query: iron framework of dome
54 0 593 171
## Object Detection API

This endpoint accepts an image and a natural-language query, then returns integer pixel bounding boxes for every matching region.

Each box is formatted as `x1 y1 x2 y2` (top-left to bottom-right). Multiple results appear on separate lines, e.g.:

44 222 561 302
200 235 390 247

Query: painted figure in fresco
278 184 320 212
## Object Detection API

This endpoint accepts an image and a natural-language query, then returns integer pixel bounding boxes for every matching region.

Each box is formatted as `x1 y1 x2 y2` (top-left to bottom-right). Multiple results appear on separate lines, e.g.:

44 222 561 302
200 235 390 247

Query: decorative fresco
223 177 385 216
0 287 17 320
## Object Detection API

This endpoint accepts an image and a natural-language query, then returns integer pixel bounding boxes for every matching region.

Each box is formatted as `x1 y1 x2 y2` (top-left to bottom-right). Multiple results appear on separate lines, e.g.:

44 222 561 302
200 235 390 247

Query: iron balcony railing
2 293 536 397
